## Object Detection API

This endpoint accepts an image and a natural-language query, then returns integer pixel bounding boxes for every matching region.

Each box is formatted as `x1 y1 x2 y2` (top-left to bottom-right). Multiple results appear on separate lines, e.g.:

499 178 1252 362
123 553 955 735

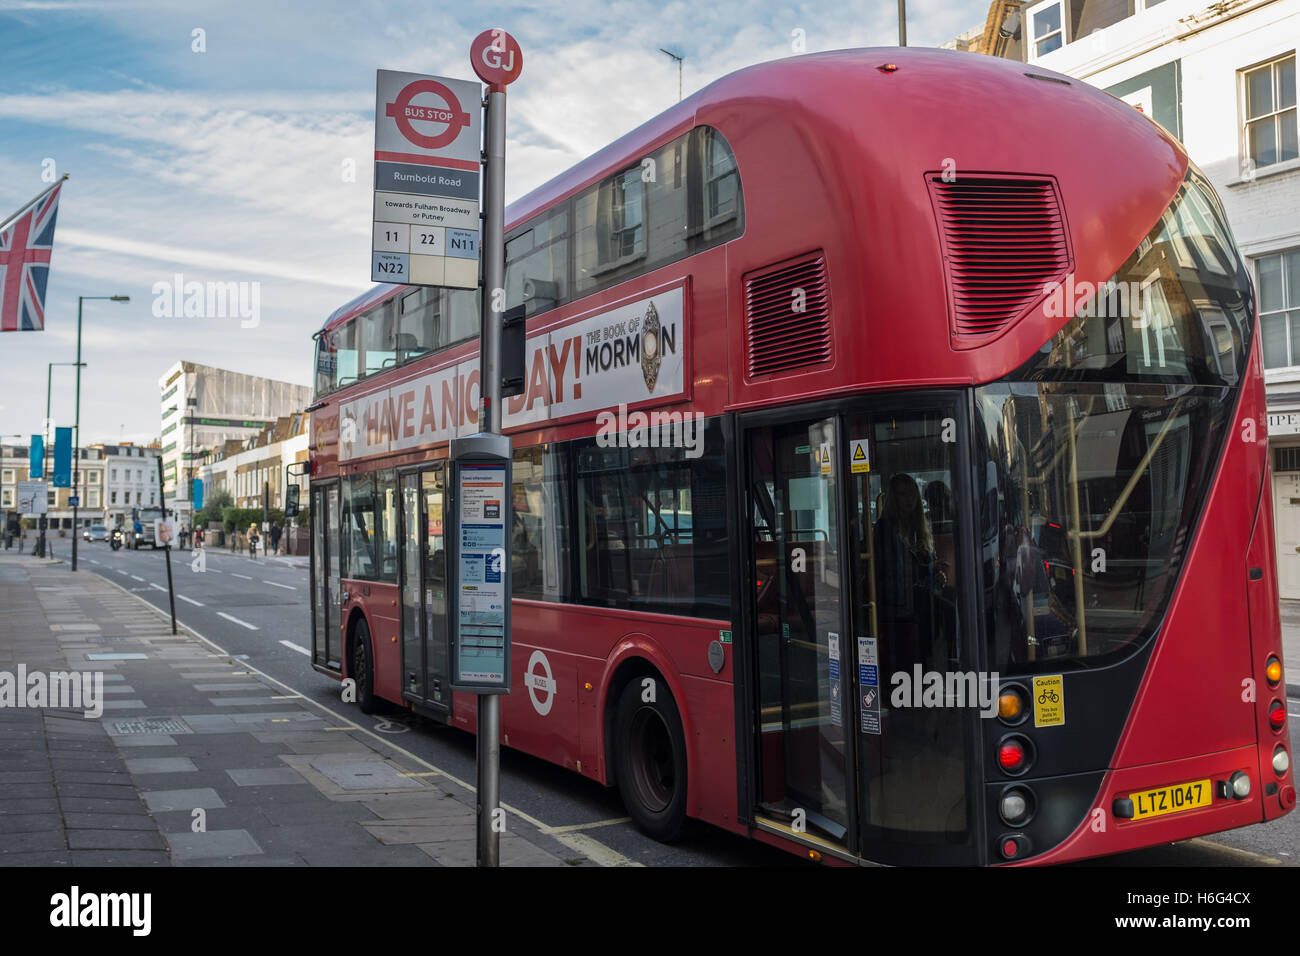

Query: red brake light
878 63 898 73
1002 838 1019 858
999 741 1026 772
1269 700 1287 732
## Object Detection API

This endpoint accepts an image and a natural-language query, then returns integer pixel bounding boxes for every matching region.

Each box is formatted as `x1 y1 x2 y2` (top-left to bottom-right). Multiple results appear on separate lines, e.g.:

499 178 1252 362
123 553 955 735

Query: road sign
17 480 47 515
471 29 523 89
373 69 482 289
68 495 79 507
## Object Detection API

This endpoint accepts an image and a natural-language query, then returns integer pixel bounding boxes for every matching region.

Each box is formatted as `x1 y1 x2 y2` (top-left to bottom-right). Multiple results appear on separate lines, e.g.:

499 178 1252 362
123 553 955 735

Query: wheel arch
598 635 696 808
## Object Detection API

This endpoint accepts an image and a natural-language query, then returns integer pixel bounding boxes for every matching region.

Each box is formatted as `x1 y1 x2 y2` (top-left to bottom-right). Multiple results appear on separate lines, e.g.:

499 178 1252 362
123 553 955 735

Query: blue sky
0 0 990 445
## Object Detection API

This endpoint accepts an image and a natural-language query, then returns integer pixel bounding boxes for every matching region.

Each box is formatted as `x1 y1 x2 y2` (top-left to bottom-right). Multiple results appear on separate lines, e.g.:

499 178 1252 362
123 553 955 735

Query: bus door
744 399 976 863
311 483 342 671
746 415 852 844
399 465 449 714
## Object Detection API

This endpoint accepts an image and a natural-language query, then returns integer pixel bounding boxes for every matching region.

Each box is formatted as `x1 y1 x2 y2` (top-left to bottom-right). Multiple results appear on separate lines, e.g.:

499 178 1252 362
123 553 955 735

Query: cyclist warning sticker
819 443 832 477
849 438 870 474
1032 674 1064 727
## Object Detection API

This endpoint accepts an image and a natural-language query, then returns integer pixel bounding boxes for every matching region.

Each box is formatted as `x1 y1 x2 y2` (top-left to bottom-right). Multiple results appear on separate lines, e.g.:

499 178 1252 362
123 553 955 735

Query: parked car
83 523 108 542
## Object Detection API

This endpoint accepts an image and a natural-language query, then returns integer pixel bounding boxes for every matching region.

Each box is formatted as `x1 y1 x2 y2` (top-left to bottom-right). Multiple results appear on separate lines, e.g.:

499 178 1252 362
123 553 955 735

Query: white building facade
94 443 162 528
158 361 311 523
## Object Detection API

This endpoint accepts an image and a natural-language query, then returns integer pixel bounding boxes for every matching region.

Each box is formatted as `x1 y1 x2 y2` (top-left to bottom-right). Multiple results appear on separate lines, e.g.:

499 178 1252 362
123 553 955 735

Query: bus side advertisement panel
335 285 688 463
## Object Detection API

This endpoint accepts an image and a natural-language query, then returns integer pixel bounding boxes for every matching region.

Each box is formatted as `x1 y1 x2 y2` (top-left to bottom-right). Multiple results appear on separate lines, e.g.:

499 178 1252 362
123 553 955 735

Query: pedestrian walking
270 522 282 556
248 523 260 559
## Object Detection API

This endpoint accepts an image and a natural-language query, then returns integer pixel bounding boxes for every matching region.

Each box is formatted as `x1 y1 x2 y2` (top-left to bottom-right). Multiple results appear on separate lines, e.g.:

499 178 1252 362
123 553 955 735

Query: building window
1243 54 1298 170
1026 0 1066 59
111 468 118 481
111 491 117 504
149 492 155 505
48 491 56 506
88 490 99 508
1 490 12 507
1260 249 1300 369
136 491 142 505
1 469 13 483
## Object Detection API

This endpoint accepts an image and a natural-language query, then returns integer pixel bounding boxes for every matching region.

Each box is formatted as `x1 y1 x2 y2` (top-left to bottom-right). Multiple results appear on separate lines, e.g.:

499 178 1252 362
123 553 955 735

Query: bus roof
318 46 1186 337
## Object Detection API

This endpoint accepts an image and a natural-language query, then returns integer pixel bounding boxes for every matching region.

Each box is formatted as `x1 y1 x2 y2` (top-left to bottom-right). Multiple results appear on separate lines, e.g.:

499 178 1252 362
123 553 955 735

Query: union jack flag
0 181 64 332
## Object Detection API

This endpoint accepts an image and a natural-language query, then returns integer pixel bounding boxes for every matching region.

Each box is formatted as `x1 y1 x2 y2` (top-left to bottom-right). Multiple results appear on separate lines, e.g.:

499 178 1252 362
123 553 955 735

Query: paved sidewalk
0 553 576 867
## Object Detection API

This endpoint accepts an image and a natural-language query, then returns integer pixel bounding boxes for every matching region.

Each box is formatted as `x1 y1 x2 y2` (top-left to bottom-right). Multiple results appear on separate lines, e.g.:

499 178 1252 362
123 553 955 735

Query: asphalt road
76 541 1298 868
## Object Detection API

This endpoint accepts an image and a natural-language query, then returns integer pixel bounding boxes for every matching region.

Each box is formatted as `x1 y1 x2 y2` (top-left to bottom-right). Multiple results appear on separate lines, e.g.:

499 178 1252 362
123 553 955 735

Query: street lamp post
71 295 129 572
38 361 84 559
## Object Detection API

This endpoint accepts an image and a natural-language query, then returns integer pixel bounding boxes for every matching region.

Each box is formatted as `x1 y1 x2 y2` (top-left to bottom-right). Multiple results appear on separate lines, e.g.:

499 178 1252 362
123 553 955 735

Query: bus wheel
351 619 379 715
614 678 687 842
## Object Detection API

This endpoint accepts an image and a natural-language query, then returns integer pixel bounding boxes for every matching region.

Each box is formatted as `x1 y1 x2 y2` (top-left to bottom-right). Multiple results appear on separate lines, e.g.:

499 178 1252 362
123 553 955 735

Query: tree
198 489 233 528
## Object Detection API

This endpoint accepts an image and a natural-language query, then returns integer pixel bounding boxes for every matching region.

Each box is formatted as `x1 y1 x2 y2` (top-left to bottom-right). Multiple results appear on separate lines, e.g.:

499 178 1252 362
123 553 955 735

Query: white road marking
543 817 632 834
232 573 252 580
263 580 296 590
89 559 100 565
279 640 310 656
149 583 167 592
217 611 258 631
208 569 222 574
117 569 131 576
177 594 204 606
131 575 145 582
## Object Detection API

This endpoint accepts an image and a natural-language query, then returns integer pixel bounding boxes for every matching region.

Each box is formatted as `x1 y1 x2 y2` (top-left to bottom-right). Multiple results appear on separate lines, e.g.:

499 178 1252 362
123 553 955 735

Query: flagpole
0 174 69 233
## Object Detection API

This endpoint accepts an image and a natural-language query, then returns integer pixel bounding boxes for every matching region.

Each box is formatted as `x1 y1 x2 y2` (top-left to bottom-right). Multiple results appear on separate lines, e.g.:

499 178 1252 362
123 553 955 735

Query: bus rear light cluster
999 786 1035 826
997 684 1028 725
1268 700 1287 733
1275 746 1290 776
1265 655 1282 688
997 735 1033 776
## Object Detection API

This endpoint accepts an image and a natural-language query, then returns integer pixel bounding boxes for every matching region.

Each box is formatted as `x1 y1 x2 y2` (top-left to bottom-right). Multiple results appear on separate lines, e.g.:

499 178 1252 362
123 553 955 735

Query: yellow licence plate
1130 778 1213 820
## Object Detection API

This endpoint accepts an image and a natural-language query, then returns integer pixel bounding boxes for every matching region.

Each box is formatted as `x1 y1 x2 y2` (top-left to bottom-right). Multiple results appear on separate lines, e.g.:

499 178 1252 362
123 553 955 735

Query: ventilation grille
744 253 832 377
929 176 1070 341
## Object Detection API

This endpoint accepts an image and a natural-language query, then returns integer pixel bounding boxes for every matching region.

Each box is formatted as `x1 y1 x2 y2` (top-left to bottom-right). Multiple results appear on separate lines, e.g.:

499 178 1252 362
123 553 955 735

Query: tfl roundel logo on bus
384 79 474 150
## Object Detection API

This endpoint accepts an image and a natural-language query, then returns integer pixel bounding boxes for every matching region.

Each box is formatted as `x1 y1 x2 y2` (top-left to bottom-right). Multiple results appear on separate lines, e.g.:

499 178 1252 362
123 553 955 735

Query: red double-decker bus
307 47 1293 865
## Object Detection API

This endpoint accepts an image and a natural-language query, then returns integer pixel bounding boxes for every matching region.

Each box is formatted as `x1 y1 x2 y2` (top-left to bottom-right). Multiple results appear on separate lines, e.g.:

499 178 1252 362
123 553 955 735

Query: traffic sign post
372 70 482 288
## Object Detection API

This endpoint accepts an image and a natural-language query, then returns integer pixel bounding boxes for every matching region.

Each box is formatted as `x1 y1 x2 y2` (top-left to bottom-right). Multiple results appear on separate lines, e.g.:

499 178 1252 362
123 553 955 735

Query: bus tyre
614 678 688 842
352 619 379 715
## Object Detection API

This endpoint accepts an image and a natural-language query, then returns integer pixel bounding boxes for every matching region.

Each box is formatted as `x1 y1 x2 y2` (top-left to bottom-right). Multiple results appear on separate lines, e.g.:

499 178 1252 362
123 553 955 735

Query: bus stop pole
476 86 507 868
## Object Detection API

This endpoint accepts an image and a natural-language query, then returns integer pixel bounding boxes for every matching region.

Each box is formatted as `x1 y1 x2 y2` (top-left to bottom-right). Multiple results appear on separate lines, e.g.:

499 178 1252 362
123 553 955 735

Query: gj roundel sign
471 29 523 89
384 79 473 150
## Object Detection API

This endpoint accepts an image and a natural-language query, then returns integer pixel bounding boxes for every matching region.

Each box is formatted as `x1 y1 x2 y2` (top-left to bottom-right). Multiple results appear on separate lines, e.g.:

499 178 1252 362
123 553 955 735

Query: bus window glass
511 444 570 601
572 417 728 617
444 289 479 345
342 474 376 579
398 289 438 361
698 127 741 236
375 469 398 583
976 382 1231 673
506 207 568 318
331 320 360 390
363 302 397 377
575 168 645 292
314 333 337 396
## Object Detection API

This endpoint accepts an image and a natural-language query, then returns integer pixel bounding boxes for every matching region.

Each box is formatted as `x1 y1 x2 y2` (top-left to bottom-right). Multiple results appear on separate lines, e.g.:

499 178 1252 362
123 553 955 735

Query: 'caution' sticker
1032 674 1065 727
